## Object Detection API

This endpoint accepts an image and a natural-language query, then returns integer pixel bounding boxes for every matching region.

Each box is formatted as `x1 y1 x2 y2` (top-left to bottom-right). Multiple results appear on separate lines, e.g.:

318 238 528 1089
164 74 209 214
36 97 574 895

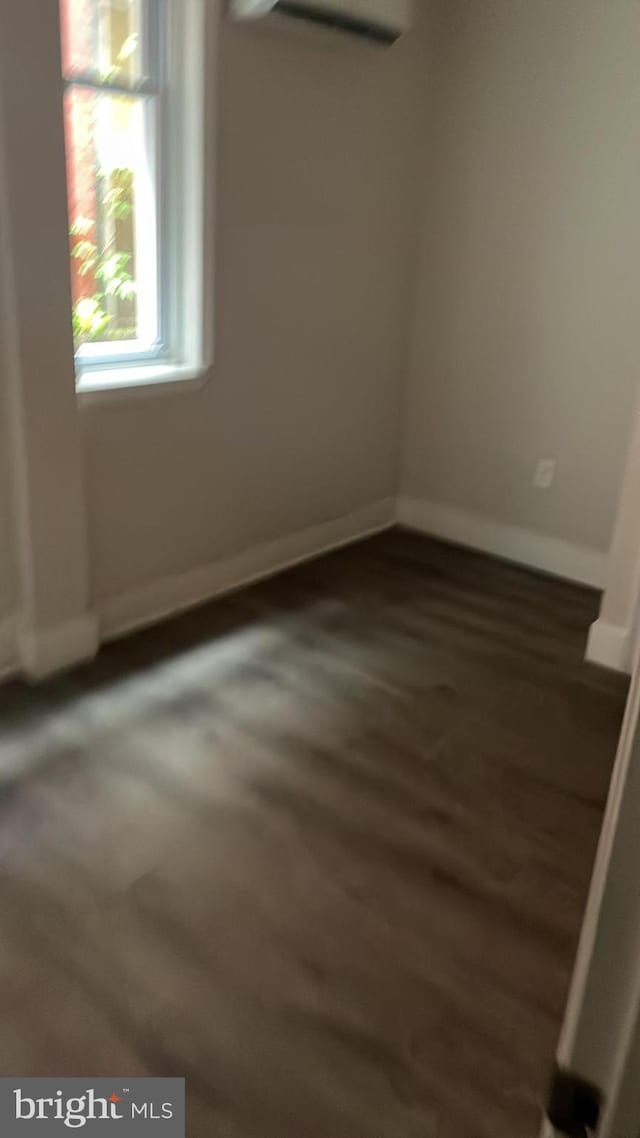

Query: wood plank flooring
0 529 627 1137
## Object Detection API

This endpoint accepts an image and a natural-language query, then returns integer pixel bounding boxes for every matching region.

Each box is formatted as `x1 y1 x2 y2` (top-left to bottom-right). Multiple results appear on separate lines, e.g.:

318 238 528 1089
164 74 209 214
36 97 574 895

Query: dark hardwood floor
0 529 627 1137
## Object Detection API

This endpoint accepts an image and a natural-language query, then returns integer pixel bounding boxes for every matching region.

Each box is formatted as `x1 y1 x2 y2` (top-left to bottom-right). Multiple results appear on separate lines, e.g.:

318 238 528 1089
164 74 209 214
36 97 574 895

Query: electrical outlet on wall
534 458 556 490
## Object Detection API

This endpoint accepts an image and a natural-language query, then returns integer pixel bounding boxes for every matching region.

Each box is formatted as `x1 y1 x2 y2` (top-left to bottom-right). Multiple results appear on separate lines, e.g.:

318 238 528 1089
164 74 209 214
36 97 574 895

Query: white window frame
63 0 214 395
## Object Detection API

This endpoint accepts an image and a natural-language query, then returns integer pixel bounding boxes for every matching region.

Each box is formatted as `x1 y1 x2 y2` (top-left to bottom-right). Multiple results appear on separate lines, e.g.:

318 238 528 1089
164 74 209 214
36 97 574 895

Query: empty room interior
2 1 640 1135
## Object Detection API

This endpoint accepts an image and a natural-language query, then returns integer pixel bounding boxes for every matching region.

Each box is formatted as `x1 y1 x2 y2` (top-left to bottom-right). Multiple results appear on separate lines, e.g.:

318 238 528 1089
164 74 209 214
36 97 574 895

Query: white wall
83 12 428 606
586 392 640 672
3 0 639 679
0 1 430 676
0 410 16 626
400 0 640 583
0 0 97 679
0 381 18 675
0 207 17 641
0 208 18 673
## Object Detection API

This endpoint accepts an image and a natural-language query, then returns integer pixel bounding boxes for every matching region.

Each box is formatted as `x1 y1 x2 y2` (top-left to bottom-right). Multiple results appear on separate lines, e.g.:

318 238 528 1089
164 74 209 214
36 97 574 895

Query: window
60 0 211 390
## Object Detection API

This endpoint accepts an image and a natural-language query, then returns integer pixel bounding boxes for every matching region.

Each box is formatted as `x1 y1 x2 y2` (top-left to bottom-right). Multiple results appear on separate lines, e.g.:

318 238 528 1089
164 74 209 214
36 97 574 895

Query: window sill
76 362 211 404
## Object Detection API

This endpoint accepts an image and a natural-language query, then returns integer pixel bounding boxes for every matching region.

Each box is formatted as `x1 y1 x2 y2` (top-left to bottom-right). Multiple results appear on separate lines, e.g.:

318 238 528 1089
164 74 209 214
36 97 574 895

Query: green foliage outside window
71 167 136 349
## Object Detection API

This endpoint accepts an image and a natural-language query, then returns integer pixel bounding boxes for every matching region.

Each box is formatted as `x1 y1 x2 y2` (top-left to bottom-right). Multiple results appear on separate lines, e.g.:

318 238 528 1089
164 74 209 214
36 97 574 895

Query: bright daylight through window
60 0 208 389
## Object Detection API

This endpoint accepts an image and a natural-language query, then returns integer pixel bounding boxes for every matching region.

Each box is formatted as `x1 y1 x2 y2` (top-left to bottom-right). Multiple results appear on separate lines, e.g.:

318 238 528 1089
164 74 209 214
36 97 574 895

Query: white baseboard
0 614 18 682
4 495 613 679
397 497 608 589
98 499 395 642
18 612 99 681
586 618 630 673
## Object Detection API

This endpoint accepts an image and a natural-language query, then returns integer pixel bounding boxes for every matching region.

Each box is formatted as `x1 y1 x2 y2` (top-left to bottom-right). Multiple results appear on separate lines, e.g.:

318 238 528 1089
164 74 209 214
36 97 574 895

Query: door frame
544 661 640 1136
